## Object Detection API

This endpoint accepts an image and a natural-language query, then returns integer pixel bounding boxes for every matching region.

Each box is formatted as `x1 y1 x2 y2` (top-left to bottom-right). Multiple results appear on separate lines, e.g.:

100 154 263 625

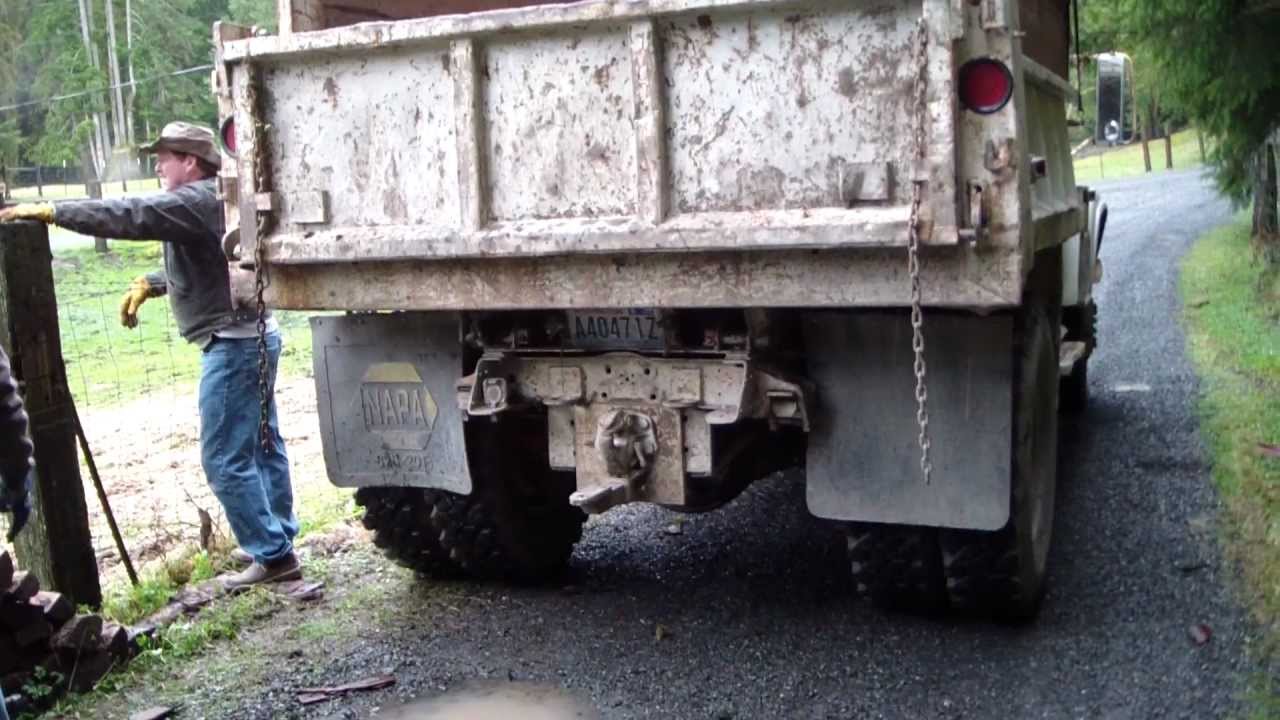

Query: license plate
568 309 664 350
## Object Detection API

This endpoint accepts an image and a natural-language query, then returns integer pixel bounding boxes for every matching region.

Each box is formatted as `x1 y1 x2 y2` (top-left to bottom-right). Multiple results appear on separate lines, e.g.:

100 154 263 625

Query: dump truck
212 0 1105 620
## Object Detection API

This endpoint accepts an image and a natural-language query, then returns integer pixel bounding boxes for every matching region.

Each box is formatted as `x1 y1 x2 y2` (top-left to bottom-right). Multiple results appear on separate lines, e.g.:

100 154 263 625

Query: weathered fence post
0 221 102 608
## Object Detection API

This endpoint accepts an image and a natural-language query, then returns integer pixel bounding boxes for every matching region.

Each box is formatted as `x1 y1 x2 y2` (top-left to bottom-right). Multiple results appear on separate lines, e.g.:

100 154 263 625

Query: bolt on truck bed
214 0 1083 312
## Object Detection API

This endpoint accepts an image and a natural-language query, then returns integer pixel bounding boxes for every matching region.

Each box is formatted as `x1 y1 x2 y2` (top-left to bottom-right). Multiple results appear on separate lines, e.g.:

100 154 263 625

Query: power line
0 64 215 113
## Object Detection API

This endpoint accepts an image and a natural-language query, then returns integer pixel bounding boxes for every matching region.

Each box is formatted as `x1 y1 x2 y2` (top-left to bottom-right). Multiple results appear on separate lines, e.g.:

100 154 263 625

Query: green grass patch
51 243 315 408
1075 129 1205 184
1180 220 1280 667
9 178 163 203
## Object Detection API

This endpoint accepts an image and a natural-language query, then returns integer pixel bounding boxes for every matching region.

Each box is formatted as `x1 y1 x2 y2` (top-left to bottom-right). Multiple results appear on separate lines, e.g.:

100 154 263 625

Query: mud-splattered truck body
214 0 1103 618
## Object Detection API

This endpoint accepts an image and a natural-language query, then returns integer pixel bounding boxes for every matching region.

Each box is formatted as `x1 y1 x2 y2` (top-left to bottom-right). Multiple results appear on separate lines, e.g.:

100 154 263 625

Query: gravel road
188 169 1263 720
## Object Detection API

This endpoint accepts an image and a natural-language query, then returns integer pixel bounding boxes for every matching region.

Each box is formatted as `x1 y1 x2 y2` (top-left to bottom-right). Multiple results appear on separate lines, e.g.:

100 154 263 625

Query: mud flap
311 313 471 494
803 312 1012 531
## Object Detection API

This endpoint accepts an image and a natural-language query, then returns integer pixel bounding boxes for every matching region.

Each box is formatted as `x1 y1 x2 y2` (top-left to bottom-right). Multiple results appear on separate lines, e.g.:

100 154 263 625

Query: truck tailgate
223 0 964 267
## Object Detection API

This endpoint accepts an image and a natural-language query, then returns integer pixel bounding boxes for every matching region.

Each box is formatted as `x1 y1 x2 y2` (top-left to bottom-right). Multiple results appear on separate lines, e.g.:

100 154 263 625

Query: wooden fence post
0 221 102 608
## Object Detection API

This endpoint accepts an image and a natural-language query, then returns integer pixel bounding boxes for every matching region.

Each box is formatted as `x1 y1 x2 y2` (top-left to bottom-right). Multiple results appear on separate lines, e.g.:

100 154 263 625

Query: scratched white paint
264 46 461 234
219 0 1088 311
663 1 919 213
483 27 637 220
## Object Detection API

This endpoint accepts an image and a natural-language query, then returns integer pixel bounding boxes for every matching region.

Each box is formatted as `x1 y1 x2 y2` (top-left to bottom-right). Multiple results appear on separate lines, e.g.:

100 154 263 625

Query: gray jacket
54 178 255 348
0 344 33 490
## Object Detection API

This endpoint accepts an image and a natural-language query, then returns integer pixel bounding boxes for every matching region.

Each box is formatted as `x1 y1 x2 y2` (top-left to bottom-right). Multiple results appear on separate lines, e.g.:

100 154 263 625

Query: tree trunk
123 0 137 152
1254 142 1278 268
76 0 111 181
104 0 128 149
79 150 109 254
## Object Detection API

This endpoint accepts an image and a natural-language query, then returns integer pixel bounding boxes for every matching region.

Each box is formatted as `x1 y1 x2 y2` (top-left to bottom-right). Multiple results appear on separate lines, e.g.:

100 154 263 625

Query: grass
1074 129 1206 183
1180 219 1280 715
8 179 162 203
51 243 315 407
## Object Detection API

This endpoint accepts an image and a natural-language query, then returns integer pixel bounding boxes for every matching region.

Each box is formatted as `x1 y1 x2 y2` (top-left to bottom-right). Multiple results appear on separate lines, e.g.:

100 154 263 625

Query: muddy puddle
372 682 600 720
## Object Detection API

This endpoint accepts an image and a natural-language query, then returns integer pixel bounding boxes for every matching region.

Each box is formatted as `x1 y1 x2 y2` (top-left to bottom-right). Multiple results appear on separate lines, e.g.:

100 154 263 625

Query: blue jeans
0 691 9 720
199 333 297 564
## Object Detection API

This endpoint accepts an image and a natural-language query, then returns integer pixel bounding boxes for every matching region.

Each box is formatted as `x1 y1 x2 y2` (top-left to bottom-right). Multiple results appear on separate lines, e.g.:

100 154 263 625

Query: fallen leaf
655 624 669 642
1189 623 1212 646
1189 297 1211 309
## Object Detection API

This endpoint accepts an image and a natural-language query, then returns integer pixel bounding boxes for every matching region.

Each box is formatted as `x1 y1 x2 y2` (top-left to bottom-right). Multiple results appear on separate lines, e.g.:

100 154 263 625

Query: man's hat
139 122 221 169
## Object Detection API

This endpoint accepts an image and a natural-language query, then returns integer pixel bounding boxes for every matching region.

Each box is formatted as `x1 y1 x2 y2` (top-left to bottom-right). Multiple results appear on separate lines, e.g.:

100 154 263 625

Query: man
0 343 33 720
0 344 33 543
0 122 300 590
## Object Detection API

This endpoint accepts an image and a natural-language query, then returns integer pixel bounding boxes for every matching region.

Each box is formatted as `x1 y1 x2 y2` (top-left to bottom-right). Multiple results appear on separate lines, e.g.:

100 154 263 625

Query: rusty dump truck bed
217 0 1081 311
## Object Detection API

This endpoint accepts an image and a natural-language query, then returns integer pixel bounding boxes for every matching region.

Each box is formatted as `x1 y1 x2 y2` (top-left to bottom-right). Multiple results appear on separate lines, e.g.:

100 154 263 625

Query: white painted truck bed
217 0 1082 310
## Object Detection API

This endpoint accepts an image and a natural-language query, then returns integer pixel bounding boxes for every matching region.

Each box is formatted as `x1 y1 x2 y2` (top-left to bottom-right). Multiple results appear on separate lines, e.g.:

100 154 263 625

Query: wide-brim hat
139 122 221 169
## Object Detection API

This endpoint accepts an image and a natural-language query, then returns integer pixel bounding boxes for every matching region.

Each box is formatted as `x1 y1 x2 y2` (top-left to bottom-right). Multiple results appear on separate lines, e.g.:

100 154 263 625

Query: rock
5 571 39 603
51 614 103 652
31 591 74 626
0 551 12 592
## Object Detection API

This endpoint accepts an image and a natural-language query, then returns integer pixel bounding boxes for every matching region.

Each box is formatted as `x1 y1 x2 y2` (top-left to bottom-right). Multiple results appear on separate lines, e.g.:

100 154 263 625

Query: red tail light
958 58 1013 115
218 116 237 157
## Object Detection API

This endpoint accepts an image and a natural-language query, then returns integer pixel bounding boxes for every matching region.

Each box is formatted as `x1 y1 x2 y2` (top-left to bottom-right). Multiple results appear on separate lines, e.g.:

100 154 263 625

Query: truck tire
846 523 944 612
939 300 1060 621
1060 301 1097 413
357 417 586 583
356 486 461 579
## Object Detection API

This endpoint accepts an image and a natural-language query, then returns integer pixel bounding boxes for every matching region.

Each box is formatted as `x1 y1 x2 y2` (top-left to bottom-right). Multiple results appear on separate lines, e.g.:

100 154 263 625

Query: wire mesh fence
45 267 322 587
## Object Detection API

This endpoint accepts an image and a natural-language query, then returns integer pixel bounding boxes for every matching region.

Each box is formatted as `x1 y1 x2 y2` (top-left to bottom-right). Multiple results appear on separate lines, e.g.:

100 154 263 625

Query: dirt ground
40 377 340 582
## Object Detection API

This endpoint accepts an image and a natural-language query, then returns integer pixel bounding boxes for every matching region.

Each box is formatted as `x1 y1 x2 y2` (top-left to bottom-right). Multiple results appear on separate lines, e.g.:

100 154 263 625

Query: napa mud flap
804 312 1013 531
311 313 471 493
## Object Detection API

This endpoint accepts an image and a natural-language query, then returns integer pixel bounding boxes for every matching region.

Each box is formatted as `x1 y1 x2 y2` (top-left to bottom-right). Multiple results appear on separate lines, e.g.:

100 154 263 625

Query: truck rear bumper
314 311 1016 531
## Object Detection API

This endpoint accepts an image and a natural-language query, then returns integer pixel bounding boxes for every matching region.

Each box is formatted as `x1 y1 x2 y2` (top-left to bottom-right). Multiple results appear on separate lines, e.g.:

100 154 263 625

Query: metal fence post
0 221 103 608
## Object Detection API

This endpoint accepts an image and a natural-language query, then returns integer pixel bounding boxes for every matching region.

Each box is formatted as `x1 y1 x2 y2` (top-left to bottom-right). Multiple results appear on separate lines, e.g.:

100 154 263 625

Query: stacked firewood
0 551 134 713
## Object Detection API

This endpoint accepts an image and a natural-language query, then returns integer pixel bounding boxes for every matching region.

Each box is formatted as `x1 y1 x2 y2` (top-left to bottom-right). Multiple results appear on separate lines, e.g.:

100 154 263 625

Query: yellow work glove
0 202 55 224
119 276 161 329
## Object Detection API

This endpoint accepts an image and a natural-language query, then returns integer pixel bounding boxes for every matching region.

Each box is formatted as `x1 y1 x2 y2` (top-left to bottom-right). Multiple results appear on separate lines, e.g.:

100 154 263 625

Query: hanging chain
247 74 271 450
907 18 933 485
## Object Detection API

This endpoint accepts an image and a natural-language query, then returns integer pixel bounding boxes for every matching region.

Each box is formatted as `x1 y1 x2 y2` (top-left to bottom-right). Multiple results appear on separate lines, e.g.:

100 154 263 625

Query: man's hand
0 467 33 542
0 203 55 224
119 276 161 329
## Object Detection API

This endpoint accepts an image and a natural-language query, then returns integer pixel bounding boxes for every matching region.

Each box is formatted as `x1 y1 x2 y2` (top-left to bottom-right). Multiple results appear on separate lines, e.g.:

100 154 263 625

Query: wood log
5 571 39 603
31 591 74 626
11 615 52 649
51 614 103 652
100 623 130 662
0 633 17 674
0 550 13 591
66 650 114 693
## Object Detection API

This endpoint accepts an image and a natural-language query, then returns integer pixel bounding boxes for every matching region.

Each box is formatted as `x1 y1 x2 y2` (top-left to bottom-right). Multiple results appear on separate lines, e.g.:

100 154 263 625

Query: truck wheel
940 301 1060 621
356 418 586 583
438 418 585 582
846 523 944 612
1060 301 1096 413
355 486 461 579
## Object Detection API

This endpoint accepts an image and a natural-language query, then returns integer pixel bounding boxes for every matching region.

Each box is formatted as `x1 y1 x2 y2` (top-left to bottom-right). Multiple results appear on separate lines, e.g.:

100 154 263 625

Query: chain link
247 73 271 451
907 18 933 485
